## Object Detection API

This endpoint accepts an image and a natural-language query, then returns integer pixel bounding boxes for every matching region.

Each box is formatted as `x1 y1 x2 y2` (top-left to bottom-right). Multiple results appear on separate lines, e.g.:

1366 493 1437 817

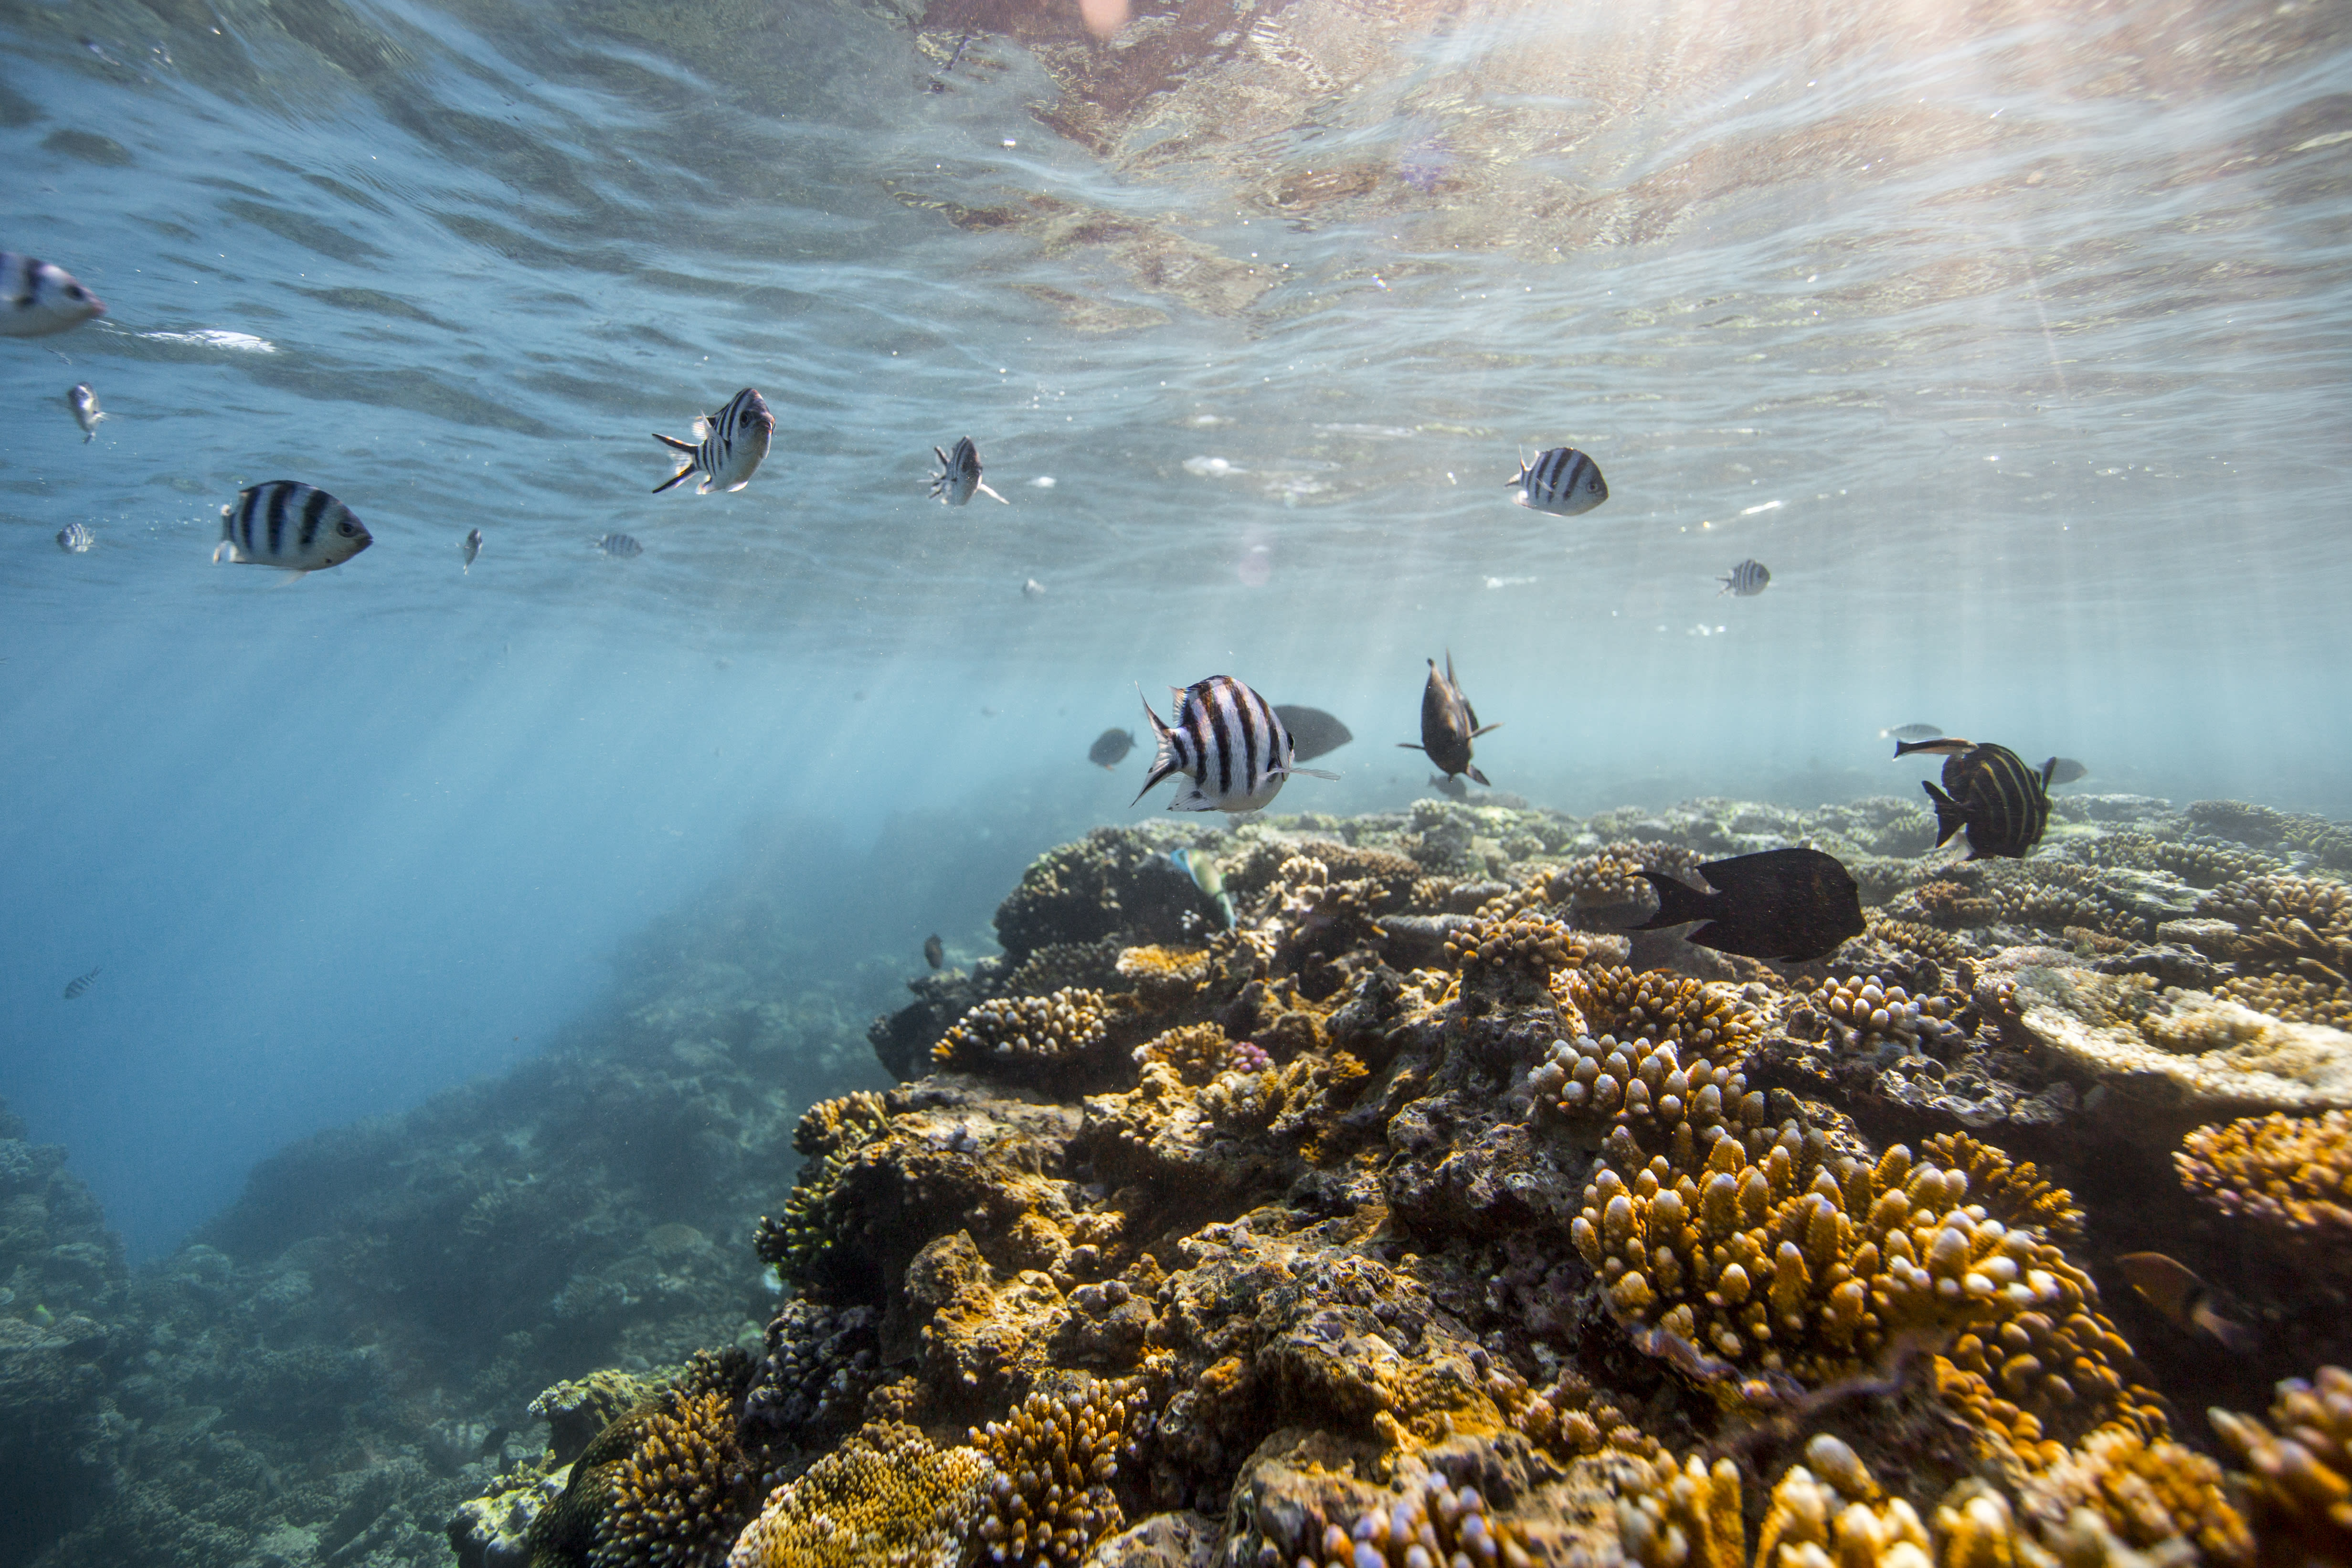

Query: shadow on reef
0 872 889 1568
448 794 2352 1568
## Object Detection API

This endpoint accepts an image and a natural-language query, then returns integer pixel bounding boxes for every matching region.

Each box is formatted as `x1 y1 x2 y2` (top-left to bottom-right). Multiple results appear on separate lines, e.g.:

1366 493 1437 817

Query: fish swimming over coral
66 382 105 442
214 482 372 574
1398 653 1497 786
1634 846 1865 963
1271 705 1352 763
2116 1252 2255 1352
652 387 773 495
61 965 100 999
1168 848 1235 928
1088 728 1135 770
923 933 944 969
1917 742 2052 860
1718 559 1769 596
930 436 1007 506
1134 675 1336 813
1505 445 1607 516
1 252 105 337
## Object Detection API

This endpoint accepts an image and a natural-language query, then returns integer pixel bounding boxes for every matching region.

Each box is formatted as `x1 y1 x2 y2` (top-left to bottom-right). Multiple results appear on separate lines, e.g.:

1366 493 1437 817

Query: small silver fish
1718 559 1769 596
1882 723 1944 742
63 965 100 999
931 437 1008 506
214 482 372 574
1506 445 1607 516
2046 757 2088 785
56 522 93 553
1 253 106 338
1022 578 1046 598
597 532 643 558
462 528 483 572
66 383 105 441
653 387 773 495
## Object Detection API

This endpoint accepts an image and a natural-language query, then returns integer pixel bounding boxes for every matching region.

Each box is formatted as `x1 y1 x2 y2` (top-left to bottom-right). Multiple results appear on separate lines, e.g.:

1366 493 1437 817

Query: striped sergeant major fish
214 482 373 574
1718 559 1769 596
931 436 1008 506
63 965 100 999
67 383 105 441
652 387 773 494
1506 445 1607 516
1134 675 1338 814
1904 740 2053 860
597 532 644 558
1 252 106 338
1398 652 1498 786
56 522 93 553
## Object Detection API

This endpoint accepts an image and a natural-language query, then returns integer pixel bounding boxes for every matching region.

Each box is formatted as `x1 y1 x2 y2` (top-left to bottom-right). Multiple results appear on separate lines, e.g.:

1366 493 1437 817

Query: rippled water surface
3 0 2349 1242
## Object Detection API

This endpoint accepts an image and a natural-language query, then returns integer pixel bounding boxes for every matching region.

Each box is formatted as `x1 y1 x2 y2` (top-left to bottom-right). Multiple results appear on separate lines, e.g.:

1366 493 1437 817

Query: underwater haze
3 0 2350 1334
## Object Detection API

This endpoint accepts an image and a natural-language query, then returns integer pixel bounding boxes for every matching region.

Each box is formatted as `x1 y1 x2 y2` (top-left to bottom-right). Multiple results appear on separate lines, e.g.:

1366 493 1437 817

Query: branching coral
1442 911 1585 978
2174 1111 2352 1253
1919 1133 2086 1247
755 1092 895 1291
2210 1364 2352 1565
1133 1023 1256 1086
741 1302 880 1471
932 989 1114 1077
1529 1033 1763 1144
2020 1420 2249 1566
590 1390 750 1568
968 1378 1151 1565
1554 966 1763 1063
1795 974 1970 1056
2089 831 2282 890
1303 1471 1536 1568
723 1421 995 1568
1004 940 1125 1000
1559 842 1701 912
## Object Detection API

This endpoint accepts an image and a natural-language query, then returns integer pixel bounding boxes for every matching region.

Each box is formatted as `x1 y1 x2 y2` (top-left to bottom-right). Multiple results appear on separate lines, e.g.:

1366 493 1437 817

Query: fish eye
337 519 359 536
64 285 85 299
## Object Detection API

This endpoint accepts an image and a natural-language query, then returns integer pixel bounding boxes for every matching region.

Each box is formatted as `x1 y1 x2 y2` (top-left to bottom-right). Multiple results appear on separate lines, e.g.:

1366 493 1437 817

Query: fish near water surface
66 383 105 441
930 437 1007 506
1271 705 1352 763
462 528 483 572
598 533 643 558
1718 559 1769 596
62 965 100 999
1634 846 1865 963
1089 728 1136 770
56 522 93 553
2 253 105 338
652 387 773 495
1915 742 2052 860
1135 675 1337 814
1398 653 1497 786
214 482 372 574
1505 445 1607 516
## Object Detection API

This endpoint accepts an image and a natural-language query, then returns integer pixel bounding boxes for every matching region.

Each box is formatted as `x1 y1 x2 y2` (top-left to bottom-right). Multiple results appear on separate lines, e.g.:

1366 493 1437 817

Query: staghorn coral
932 989 1114 1077
755 1092 895 1290
1303 1470 1536 1568
723 1421 996 1568
968 1378 1150 1565
2210 1364 2352 1565
1480 1355 1659 1465
1571 1123 2123 1424
589 1390 750 1568
1920 1133 2086 1246
2174 1111 2352 1253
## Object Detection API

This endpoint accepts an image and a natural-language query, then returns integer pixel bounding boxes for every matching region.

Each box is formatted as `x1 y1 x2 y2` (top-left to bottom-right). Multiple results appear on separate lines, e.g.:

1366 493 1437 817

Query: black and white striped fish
1920 742 2052 860
652 387 773 495
56 522 93 553
214 482 373 573
462 528 483 572
597 532 644 558
2 252 106 338
67 383 106 441
1506 445 1607 516
930 437 1008 506
1718 559 1770 596
63 965 100 1000
1134 675 1338 814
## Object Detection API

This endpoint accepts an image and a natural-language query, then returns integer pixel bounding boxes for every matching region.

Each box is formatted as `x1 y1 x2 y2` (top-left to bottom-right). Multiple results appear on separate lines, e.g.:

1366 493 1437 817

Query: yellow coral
2175 1111 2352 1250
1132 1022 1239 1086
757 1093 896 1288
932 989 1113 1075
2210 1364 2352 1565
968 1379 1149 1565
1556 966 1763 1063
724 1421 994 1568
1442 911 1586 975
2021 1420 2250 1566
1305 1471 1536 1568
592 1391 746 1568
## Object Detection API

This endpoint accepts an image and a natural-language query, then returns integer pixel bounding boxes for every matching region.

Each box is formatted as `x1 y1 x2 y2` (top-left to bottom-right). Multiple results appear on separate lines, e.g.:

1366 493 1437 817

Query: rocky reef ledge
449 792 2344 1566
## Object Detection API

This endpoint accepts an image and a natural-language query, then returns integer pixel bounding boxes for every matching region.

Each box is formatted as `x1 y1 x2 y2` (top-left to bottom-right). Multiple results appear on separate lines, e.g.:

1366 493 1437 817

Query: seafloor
8 791 2352 1568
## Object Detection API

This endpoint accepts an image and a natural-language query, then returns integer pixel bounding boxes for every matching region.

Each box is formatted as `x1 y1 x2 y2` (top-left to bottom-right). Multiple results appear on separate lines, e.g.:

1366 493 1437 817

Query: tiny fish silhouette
597 533 643 558
1088 728 1135 770
462 528 483 572
1272 704 1353 763
63 965 101 999
1635 847 1864 963
2116 1252 2255 1353
2046 757 2088 785
1882 723 1943 742
1718 559 1769 596
923 933 944 969
67 382 105 441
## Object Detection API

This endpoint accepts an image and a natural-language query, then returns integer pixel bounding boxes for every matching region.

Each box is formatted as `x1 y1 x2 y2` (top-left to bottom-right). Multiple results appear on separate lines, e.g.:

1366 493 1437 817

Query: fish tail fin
1467 765 1491 787
2194 1304 2259 1354
1131 689 1181 806
1633 872 1713 931
1922 782 1969 847
653 432 699 453
652 465 694 494
975 481 1009 504
1893 739 1928 757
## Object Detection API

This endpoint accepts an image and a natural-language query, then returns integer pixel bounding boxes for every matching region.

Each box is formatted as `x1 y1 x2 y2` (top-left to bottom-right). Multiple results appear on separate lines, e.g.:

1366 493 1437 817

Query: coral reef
725 1420 995 1568
2210 1364 2352 1565
2175 1111 2352 1261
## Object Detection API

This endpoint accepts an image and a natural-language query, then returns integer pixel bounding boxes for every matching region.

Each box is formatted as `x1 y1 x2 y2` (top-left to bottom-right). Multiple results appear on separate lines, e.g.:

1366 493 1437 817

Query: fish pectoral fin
724 479 750 492
975 481 1009 504
212 540 233 563
1168 784 1218 812
697 476 718 495
1292 767 1341 781
653 432 699 453
1471 721 1502 737
1395 742 1427 752
273 569 307 587
1467 765 1491 786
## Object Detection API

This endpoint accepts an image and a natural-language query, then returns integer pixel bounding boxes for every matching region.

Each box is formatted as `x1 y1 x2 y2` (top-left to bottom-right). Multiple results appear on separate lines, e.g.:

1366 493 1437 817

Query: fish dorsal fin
691 416 712 442
2039 756 2058 789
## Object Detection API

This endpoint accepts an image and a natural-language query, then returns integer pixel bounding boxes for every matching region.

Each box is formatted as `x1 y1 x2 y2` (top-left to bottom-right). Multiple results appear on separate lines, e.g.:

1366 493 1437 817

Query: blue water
4 0 2349 1257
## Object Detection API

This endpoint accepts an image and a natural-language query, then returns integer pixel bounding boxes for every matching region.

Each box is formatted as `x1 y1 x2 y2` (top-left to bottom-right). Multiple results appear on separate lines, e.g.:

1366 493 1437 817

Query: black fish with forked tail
1906 741 2052 860
1272 705 1352 763
1634 847 1864 963
1398 653 1497 785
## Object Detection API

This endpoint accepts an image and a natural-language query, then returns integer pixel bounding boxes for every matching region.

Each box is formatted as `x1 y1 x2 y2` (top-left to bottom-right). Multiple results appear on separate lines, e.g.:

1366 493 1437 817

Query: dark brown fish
1635 847 1865 963
1088 727 1135 770
1397 652 1497 785
2116 1252 2255 1352
1921 742 2051 860
1272 705 1352 764
2046 756 2088 785
923 933 944 969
